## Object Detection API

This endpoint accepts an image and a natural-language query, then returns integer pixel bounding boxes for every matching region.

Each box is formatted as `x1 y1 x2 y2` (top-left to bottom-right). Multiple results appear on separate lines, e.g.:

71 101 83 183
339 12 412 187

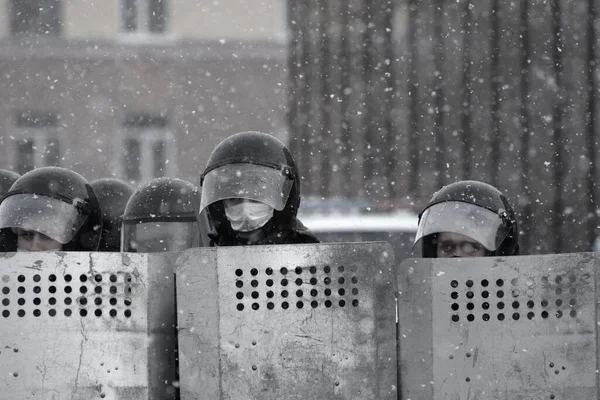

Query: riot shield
0 251 178 399
176 243 397 399
397 253 597 399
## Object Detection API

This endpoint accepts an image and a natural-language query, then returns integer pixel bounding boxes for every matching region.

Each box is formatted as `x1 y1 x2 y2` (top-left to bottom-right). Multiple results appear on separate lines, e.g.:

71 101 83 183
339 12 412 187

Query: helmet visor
200 163 294 213
414 201 510 251
0 194 88 244
122 221 200 252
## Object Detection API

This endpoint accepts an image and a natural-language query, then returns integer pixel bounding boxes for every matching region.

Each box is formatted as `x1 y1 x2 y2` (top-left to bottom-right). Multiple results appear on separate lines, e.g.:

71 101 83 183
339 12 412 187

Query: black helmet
0 167 102 251
90 178 134 252
121 177 208 252
415 180 519 257
199 131 300 240
0 170 20 196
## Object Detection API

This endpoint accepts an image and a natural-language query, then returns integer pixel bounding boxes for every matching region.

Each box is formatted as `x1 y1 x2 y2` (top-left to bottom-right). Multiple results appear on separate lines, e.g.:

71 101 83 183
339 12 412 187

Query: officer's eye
462 242 483 254
17 230 35 240
438 242 455 254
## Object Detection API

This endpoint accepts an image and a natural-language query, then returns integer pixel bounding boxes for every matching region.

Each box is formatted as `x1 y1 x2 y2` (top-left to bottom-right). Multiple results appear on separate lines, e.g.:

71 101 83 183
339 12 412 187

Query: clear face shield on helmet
0 193 89 246
413 201 511 253
199 163 294 215
121 220 201 252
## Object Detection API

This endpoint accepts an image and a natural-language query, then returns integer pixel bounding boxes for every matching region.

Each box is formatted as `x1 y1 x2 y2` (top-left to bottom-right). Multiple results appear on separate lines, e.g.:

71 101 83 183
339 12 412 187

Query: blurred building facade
288 0 600 254
0 0 288 185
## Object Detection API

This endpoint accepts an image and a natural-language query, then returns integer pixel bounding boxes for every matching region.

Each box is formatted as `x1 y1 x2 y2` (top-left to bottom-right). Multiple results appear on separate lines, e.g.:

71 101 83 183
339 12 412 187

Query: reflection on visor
122 221 200 252
414 201 509 251
200 163 294 213
0 194 88 244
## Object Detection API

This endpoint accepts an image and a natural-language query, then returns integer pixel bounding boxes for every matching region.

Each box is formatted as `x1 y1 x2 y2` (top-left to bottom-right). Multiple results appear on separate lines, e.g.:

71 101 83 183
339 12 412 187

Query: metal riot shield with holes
0 251 178 400
176 243 397 400
397 253 598 400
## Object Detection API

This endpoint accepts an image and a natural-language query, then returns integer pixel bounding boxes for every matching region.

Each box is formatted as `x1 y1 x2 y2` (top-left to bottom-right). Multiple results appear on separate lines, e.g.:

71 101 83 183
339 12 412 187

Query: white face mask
224 201 274 232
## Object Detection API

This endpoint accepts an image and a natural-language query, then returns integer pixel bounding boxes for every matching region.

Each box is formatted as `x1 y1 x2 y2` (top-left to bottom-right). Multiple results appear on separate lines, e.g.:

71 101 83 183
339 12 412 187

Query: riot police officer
199 131 318 246
90 177 134 252
0 167 103 252
414 180 519 258
121 177 210 252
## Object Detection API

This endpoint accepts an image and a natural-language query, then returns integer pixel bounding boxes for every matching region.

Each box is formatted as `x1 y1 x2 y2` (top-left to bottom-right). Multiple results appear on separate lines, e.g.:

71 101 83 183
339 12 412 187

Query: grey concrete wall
63 0 119 40
59 0 285 41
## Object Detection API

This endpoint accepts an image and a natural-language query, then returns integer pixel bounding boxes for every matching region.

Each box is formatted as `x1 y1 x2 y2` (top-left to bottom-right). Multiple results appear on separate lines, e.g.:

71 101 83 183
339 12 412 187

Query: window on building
122 114 173 182
10 0 61 37
14 111 61 175
121 0 166 34
124 138 142 181
17 140 34 174
153 140 167 178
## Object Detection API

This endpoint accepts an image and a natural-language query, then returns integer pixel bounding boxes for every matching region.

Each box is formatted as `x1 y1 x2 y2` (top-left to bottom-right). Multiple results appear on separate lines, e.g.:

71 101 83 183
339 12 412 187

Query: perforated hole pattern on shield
1 272 135 319
449 274 584 323
234 265 361 311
